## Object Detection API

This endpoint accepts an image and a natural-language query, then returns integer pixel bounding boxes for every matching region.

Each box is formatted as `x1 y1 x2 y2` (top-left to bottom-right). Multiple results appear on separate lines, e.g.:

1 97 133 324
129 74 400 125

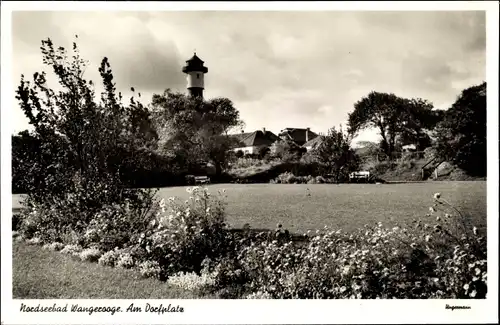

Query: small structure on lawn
349 171 371 183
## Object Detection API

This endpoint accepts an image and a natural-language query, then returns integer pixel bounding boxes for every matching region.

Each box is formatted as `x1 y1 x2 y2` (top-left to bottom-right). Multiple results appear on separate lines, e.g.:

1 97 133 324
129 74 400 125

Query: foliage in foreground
16 187 487 299
15 37 158 246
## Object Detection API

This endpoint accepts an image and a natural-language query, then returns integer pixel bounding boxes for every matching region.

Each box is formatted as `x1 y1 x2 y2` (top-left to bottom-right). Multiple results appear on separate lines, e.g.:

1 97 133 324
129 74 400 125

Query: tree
398 99 444 151
150 90 243 178
271 138 306 161
258 146 271 160
309 126 359 182
433 82 486 177
348 92 441 157
15 37 157 223
11 130 45 194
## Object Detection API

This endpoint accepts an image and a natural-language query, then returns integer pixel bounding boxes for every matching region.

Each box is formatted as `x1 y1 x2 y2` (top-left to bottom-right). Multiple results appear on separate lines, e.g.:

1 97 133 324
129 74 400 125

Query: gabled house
303 135 325 151
278 127 318 146
230 128 280 154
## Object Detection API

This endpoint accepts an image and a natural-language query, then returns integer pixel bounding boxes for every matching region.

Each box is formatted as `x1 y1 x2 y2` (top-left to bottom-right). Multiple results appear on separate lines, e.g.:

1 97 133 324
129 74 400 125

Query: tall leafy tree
348 92 441 157
348 92 407 157
309 126 359 182
151 90 243 177
15 37 156 215
433 82 486 176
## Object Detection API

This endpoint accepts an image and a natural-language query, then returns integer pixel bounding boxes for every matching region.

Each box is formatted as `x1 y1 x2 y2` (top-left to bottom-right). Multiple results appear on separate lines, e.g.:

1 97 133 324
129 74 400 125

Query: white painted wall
187 71 204 89
233 146 258 154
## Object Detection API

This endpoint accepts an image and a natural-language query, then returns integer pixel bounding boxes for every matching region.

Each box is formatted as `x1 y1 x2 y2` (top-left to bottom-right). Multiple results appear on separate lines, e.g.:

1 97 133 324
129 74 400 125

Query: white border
1 2 499 324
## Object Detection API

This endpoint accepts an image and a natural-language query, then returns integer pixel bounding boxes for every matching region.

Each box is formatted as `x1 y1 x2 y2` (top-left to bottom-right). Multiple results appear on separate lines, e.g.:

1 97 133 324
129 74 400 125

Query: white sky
11 10 486 144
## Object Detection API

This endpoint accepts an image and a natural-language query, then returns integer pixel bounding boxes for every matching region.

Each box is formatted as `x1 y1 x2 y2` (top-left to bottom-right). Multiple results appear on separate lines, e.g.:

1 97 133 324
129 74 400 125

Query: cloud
11 10 486 141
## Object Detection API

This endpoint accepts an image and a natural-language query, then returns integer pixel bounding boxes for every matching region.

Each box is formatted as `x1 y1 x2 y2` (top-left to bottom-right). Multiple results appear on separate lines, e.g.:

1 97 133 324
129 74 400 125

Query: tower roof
186 53 204 64
182 52 208 73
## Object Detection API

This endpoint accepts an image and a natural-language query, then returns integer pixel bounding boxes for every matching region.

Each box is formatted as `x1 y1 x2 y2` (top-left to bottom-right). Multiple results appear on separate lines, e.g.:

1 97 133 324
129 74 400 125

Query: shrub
42 242 65 251
12 214 23 231
138 186 231 277
82 199 160 252
79 248 103 263
138 261 162 279
60 244 83 256
166 271 216 292
245 291 273 299
26 237 43 246
98 250 120 267
273 172 297 184
272 173 332 184
116 253 135 269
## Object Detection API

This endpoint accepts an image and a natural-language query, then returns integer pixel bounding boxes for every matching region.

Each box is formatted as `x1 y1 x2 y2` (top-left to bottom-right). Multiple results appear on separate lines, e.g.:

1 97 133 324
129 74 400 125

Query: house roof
279 128 318 145
230 130 280 148
303 135 324 148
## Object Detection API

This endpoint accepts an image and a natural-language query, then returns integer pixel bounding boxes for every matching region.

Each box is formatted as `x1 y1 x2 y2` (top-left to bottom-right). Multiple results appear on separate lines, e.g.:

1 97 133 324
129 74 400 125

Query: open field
12 241 212 299
12 181 487 234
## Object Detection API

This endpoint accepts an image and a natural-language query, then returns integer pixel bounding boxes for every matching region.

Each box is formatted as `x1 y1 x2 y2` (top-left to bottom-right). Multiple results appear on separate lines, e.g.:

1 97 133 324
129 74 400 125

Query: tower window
197 73 200 79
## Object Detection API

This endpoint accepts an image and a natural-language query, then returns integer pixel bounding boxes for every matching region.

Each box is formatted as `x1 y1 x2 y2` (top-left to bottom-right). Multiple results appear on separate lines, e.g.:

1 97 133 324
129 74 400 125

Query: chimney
241 130 244 134
306 127 310 143
262 127 266 133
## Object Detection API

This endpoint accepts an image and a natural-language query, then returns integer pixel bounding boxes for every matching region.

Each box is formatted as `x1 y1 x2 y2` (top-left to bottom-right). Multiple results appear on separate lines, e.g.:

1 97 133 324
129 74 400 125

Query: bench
349 171 371 183
194 176 211 185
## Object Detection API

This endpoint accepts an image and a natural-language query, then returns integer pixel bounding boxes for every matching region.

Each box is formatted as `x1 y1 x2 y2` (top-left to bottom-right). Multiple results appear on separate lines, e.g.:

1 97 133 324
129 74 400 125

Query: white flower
429 207 436 213
473 226 478 235
222 188 226 193
186 187 192 193
433 193 441 200
159 198 166 208
425 235 431 242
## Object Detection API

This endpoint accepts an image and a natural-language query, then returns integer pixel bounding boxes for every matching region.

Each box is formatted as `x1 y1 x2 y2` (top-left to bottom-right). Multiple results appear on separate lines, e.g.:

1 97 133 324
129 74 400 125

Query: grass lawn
12 181 486 234
12 241 212 299
155 181 487 233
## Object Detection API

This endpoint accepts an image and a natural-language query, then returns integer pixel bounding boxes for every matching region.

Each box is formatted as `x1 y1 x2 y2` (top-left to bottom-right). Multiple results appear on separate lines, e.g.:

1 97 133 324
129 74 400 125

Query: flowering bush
82 199 160 252
60 244 83 256
26 237 43 246
98 250 120 267
116 253 135 269
138 260 162 279
42 242 65 251
166 271 216 292
245 291 273 299
79 248 103 263
137 186 232 276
